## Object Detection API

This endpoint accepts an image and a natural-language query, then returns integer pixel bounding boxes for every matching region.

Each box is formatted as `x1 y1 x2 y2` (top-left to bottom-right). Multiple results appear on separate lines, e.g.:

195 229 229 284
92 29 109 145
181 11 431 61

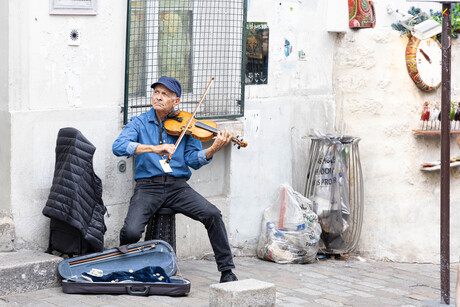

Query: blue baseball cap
151 76 182 98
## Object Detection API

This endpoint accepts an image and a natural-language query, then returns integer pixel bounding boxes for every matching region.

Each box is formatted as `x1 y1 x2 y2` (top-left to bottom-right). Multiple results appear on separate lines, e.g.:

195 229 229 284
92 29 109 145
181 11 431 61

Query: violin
163 77 247 163
164 110 248 148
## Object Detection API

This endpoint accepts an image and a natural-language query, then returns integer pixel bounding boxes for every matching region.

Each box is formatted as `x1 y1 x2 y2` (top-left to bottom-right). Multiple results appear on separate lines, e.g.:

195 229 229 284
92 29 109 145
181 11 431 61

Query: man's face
152 84 180 114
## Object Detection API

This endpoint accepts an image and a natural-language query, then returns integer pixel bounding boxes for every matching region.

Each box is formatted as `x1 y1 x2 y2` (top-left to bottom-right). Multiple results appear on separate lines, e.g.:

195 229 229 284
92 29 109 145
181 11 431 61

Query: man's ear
173 97 180 108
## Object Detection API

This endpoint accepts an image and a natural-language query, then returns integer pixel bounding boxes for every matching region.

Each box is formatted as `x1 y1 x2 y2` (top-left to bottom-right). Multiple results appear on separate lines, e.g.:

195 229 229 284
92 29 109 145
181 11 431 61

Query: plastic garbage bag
257 183 322 264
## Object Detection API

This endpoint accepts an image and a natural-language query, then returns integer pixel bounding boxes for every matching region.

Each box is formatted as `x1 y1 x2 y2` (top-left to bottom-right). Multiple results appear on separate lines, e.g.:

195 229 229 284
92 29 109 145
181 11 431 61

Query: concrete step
0 250 62 296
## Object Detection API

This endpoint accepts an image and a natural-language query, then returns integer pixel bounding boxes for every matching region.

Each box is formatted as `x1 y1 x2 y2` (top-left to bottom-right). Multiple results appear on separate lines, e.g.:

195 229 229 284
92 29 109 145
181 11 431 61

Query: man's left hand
206 128 233 160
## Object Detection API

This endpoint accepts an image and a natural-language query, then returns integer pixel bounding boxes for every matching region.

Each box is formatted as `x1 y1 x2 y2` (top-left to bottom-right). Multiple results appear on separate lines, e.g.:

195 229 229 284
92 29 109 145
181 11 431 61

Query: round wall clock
405 36 442 92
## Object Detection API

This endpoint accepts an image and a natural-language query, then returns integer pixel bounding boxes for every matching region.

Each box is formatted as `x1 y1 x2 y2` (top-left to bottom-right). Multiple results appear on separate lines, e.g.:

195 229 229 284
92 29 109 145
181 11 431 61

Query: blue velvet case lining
82 266 171 283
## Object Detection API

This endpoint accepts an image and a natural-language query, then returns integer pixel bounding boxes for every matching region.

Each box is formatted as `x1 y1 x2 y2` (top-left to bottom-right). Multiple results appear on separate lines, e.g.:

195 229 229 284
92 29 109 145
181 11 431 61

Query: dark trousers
120 178 235 272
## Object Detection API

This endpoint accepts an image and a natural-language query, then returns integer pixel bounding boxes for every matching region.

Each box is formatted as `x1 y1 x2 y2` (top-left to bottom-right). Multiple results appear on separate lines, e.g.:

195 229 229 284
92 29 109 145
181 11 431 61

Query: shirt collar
147 108 160 125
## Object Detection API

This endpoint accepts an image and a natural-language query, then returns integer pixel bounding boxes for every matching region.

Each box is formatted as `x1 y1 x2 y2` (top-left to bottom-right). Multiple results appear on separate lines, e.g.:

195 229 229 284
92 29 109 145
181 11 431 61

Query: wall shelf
412 129 460 135
420 161 460 171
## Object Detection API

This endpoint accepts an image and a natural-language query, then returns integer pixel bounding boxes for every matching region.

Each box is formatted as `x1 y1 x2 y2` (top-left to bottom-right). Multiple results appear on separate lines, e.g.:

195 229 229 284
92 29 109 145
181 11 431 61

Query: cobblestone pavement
0 256 457 306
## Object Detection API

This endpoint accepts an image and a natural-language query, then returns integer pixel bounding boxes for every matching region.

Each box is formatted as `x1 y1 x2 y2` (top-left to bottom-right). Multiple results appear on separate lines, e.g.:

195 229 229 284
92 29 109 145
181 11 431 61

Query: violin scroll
232 136 247 149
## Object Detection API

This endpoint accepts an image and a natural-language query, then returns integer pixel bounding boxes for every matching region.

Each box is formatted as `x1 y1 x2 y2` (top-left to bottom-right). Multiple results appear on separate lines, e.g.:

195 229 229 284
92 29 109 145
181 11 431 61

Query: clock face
405 37 442 92
416 39 442 87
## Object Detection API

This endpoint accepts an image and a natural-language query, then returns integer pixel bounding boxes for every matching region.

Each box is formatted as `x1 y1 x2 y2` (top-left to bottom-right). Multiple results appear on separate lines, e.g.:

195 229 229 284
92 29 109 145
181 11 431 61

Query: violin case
58 240 191 296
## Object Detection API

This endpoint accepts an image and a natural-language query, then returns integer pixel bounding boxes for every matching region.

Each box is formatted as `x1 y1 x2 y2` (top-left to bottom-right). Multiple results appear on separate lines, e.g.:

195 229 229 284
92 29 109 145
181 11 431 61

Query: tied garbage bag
257 183 321 264
308 132 354 251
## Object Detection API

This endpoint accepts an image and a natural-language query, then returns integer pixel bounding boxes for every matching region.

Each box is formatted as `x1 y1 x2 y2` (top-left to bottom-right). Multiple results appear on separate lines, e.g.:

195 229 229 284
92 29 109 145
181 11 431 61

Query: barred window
124 0 247 124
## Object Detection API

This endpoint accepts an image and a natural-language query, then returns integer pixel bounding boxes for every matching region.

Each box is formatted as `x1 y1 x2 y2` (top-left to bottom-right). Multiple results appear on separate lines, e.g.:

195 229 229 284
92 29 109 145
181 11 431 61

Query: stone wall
334 27 460 262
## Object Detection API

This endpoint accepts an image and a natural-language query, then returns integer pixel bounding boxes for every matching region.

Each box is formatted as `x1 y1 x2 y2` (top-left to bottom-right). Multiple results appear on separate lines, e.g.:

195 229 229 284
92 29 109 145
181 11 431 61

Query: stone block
0 250 62 296
209 278 276 307
0 216 14 252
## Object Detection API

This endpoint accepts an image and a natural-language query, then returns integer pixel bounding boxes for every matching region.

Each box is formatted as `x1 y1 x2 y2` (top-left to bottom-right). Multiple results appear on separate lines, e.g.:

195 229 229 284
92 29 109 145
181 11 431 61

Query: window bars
124 0 247 124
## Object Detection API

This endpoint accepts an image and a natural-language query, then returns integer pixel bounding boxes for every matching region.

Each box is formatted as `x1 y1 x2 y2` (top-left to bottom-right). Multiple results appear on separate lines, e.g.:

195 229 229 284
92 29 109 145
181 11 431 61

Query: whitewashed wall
3 0 458 264
2 0 336 260
5 0 129 250
228 0 336 254
0 0 13 251
1 0 245 258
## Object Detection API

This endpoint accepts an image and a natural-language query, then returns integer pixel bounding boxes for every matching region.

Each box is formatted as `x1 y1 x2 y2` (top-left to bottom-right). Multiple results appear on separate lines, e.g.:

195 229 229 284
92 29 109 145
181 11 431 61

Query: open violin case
58 240 190 296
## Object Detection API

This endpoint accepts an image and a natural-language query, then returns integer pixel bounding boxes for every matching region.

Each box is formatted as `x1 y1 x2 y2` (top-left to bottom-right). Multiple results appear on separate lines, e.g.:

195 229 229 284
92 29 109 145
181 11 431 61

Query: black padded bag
46 218 95 257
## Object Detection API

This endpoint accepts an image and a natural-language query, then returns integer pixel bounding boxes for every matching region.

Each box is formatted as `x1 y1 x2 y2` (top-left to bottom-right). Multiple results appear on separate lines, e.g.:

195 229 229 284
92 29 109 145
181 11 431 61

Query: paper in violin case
58 240 190 296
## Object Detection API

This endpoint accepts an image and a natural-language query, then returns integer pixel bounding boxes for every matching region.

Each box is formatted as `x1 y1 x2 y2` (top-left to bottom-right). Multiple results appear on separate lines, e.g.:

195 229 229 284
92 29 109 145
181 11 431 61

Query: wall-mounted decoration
68 29 81 46
348 0 375 28
298 50 306 60
284 38 292 57
49 0 98 15
245 22 269 85
405 36 441 92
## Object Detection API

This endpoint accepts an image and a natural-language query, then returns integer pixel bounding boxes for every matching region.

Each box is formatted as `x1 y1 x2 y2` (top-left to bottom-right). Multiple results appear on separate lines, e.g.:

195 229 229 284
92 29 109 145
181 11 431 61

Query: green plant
391 7 428 37
392 5 460 40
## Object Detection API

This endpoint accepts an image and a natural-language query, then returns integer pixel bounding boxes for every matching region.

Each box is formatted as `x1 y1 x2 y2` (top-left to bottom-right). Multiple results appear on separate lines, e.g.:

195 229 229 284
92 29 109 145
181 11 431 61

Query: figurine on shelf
430 104 440 130
421 101 430 130
452 103 460 130
455 103 460 131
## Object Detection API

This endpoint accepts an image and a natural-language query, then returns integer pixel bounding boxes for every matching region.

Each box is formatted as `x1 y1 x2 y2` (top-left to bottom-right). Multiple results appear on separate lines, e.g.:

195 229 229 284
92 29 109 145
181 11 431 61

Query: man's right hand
134 144 176 158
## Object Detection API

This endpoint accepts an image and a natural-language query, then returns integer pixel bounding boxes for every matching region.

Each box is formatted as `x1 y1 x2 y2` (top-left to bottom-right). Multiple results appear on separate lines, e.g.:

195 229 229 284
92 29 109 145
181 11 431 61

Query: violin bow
165 77 215 163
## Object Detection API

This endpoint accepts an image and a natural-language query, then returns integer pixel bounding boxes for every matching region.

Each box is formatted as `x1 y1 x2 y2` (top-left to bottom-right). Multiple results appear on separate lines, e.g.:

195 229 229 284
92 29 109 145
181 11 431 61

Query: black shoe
220 270 238 283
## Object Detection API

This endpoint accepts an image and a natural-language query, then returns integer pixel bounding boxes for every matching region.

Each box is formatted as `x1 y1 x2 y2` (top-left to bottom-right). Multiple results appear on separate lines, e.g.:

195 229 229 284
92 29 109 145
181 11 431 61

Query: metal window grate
124 0 247 124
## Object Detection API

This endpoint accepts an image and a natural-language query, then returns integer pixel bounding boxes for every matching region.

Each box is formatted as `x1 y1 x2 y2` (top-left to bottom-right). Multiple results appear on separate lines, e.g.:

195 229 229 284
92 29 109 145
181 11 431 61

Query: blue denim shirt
112 108 210 180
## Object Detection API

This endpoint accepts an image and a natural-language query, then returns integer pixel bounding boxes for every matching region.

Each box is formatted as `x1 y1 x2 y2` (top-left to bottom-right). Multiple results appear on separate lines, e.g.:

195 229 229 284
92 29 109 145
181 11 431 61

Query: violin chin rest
167 109 181 118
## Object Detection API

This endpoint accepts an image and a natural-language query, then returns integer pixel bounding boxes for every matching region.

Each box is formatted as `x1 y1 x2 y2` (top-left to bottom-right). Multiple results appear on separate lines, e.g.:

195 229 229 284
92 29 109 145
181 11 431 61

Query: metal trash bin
304 134 363 254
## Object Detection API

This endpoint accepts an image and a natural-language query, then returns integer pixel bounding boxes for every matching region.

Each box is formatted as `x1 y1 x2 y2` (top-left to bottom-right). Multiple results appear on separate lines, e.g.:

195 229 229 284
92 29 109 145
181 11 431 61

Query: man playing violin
112 76 238 283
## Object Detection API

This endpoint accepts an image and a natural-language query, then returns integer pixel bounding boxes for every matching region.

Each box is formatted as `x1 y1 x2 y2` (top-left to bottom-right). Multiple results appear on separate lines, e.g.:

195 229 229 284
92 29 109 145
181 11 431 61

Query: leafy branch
392 5 460 40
